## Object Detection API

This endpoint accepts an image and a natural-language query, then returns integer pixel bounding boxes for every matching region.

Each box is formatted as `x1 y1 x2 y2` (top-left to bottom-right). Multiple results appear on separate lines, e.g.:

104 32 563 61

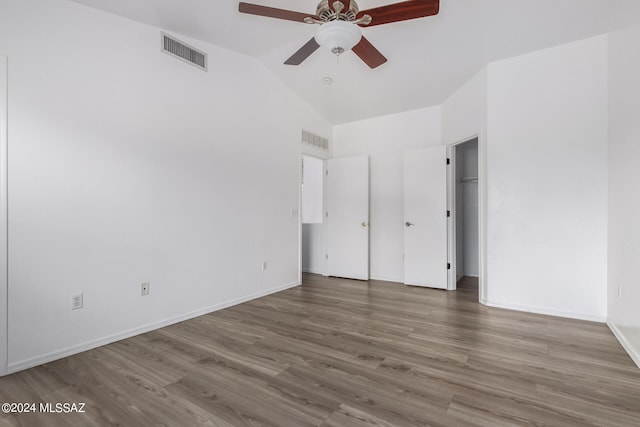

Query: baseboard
607 322 640 369
405 283 448 290
302 268 323 275
482 299 606 323
369 276 403 284
7 281 301 374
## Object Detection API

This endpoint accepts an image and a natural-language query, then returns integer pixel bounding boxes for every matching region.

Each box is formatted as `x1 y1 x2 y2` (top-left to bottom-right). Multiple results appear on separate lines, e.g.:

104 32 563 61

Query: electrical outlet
261 261 267 271
141 282 150 296
71 293 83 310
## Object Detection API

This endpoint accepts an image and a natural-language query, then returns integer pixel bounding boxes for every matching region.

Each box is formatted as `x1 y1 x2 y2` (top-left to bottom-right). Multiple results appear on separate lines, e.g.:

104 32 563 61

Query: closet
454 139 479 281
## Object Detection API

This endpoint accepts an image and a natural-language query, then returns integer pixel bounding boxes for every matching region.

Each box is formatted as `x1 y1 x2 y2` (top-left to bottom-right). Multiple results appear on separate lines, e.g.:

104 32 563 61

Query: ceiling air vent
161 33 207 71
302 130 329 151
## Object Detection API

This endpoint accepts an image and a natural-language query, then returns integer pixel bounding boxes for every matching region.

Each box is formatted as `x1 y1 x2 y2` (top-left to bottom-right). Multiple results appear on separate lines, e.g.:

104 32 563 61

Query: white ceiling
69 0 621 124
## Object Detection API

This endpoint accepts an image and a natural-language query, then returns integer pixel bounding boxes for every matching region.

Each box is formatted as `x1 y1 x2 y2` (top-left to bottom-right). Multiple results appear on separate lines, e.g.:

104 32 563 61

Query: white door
404 147 448 288
326 156 369 280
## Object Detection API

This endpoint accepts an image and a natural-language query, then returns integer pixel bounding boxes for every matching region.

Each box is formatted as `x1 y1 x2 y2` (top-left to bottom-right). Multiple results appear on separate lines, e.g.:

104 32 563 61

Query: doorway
300 155 325 277
300 153 370 282
447 137 479 292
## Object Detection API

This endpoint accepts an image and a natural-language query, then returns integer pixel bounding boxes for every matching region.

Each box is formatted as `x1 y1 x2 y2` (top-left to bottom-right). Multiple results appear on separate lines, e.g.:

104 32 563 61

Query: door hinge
446 158 450 165
326 254 328 260
447 263 451 270
447 210 450 217
326 169 328 176
325 212 329 218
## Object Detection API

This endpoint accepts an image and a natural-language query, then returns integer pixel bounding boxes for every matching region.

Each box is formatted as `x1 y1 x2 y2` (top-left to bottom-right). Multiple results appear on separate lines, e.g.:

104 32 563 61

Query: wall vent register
161 33 207 71
302 130 329 151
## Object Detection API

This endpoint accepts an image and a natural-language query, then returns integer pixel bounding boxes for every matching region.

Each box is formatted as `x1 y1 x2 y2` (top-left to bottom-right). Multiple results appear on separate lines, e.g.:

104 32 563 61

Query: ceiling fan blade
358 0 439 27
352 37 387 69
239 2 314 23
284 38 321 65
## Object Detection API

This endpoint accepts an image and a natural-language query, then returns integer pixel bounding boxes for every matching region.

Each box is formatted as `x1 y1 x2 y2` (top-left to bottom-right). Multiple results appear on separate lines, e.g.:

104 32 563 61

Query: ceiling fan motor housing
316 0 359 22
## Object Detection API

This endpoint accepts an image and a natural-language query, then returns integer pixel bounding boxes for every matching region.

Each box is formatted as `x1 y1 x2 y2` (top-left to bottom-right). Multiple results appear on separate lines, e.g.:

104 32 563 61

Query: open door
403 147 448 289
326 156 369 280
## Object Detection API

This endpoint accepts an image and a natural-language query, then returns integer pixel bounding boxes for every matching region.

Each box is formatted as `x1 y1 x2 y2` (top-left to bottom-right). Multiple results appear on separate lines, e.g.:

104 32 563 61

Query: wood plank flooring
1 274 639 426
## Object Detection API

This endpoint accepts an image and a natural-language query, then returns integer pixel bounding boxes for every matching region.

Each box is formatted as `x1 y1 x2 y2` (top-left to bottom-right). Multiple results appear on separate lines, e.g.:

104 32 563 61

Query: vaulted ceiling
70 0 630 124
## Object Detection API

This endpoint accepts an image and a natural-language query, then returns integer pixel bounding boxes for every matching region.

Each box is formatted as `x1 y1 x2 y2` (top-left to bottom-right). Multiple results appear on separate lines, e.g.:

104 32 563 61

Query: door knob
405 222 414 227
361 222 368 227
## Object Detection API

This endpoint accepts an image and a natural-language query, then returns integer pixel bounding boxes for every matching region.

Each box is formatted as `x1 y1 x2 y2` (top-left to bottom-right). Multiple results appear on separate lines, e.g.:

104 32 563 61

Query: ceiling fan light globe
314 20 362 55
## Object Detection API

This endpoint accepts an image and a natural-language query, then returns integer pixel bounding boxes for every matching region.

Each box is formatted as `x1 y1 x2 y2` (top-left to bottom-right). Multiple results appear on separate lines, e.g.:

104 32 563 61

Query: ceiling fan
238 0 440 69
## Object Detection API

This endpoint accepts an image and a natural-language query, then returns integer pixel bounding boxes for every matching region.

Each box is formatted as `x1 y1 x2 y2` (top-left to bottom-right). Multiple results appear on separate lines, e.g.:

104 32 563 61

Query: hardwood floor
456 275 478 290
1 274 639 426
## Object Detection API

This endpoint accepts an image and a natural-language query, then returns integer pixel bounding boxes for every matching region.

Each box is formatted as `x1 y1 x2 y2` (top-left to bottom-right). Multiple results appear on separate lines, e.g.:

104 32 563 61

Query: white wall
607 24 640 367
0 56 7 376
485 35 608 321
0 0 331 371
610 0 640 31
442 69 487 145
333 107 442 282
